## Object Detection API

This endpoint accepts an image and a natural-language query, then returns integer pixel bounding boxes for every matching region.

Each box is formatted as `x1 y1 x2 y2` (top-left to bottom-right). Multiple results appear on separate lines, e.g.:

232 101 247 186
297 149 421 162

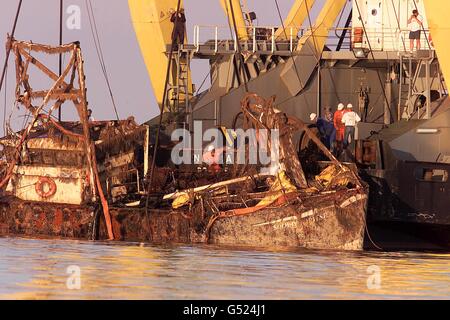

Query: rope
3 67 7 135
196 68 212 94
365 222 383 251
85 0 120 121
0 0 23 135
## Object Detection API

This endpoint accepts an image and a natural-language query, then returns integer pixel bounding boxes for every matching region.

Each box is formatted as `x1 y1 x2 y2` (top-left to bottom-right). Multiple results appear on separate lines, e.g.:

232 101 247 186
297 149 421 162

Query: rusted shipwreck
0 40 368 250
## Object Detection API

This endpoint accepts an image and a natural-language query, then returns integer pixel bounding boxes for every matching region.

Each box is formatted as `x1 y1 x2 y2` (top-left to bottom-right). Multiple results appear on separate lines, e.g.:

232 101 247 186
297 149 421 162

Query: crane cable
412 0 431 50
228 0 249 92
85 0 120 121
273 0 347 109
273 0 324 110
3 68 7 135
354 0 394 123
304 0 320 59
390 0 407 52
222 2 242 89
145 0 183 218
0 0 23 135
273 0 307 92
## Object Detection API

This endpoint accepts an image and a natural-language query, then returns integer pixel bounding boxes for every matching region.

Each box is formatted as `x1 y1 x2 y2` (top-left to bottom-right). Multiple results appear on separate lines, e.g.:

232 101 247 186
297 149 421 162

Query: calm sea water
0 236 449 300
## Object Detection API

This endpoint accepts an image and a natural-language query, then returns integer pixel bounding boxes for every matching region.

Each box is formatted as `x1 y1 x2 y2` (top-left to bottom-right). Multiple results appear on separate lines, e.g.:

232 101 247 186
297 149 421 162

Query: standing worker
323 107 336 151
333 103 347 154
408 9 423 52
310 112 328 148
170 8 187 50
341 104 361 150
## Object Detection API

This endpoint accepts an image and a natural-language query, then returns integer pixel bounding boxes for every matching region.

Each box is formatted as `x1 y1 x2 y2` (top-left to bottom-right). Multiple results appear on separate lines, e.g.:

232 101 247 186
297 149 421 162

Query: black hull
365 221 450 251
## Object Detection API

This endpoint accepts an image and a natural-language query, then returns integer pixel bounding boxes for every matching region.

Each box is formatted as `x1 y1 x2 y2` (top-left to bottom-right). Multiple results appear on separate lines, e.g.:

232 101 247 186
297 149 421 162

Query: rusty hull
209 189 367 250
0 197 96 239
0 186 367 251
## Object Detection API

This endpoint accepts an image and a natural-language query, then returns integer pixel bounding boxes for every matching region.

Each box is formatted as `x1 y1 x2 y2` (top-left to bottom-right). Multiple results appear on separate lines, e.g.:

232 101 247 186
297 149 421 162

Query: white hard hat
338 103 345 111
205 144 215 152
347 103 353 109
310 113 317 121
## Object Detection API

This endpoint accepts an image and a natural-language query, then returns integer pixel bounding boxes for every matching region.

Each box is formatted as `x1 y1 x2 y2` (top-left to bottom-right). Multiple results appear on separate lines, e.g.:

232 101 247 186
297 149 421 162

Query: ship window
418 168 448 182
371 9 378 16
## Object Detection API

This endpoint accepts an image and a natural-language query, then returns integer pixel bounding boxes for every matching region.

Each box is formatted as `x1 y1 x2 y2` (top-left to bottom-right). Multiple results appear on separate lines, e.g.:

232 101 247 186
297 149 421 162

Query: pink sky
0 0 326 134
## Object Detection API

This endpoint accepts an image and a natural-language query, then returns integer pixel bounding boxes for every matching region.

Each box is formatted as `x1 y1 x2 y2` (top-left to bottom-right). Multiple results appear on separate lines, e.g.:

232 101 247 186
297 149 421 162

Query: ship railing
350 27 433 52
192 25 433 55
192 25 302 54
398 29 433 51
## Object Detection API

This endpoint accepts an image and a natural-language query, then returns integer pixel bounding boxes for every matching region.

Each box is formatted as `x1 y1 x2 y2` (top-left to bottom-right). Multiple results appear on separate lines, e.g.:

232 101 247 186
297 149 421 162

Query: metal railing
351 27 433 52
193 25 301 53
192 25 433 54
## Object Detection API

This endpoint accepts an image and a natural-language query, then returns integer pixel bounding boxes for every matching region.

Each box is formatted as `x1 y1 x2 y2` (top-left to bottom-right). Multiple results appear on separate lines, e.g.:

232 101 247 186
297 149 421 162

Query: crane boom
280 0 347 95
219 0 249 40
423 0 450 84
274 0 317 40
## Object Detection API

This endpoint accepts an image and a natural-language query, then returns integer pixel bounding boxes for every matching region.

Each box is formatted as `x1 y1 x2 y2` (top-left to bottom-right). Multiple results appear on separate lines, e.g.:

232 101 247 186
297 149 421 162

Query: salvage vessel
1 0 449 250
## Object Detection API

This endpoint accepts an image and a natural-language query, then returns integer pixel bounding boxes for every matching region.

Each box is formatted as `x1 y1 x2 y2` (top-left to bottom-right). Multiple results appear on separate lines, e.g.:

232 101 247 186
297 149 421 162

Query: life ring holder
35 176 57 199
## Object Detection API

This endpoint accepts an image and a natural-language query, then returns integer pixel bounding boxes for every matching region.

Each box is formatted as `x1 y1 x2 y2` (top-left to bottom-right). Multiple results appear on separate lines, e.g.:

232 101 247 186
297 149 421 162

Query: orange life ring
35 177 57 199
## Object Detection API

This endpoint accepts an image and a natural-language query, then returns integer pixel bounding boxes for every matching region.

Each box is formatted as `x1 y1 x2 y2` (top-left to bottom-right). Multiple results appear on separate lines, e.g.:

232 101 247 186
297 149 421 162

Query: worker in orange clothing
333 103 347 155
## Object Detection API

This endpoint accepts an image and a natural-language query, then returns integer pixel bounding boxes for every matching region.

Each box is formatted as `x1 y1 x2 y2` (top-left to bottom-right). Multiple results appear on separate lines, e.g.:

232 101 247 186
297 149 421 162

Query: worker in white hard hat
333 103 347 154
202 143 222 174
341 103 361 149
309 113 317 122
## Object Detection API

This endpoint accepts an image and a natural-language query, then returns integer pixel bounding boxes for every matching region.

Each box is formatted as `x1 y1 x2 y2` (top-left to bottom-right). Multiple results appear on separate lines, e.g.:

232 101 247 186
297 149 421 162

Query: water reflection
0 237 449 299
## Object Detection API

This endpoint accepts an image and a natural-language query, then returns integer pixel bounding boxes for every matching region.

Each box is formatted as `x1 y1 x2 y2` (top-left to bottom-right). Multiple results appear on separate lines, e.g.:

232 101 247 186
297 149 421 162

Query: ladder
168 46 194 130
398 54 413 120
398 52 434 120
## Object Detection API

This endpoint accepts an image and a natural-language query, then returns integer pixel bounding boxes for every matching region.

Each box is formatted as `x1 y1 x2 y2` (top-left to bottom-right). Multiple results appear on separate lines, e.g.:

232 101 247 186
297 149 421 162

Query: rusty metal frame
240 93 344 188
1 38 114 240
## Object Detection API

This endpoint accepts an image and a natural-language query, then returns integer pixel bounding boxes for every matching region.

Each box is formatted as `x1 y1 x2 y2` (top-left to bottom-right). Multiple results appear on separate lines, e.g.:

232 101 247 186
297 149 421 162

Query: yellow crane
219 0 249 40
128 0 348 112
128 0 450 115
423 0 450 86
128 0 193 112
274 0 317 40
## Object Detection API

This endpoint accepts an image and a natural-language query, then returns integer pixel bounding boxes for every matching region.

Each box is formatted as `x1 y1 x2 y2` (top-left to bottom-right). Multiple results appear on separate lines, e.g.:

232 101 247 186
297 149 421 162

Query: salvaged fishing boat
0 39 368 250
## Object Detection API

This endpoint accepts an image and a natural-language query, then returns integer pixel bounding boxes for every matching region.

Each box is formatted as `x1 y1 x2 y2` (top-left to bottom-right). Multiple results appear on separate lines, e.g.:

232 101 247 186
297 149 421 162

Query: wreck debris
154 93 368 250
0 38 114 240
163 173 271 207
0 38 368 250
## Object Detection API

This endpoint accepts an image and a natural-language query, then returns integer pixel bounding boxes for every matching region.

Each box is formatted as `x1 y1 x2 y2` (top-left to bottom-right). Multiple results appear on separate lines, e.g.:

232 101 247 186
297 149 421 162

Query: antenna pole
58 0 64 121
0 0 23 96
